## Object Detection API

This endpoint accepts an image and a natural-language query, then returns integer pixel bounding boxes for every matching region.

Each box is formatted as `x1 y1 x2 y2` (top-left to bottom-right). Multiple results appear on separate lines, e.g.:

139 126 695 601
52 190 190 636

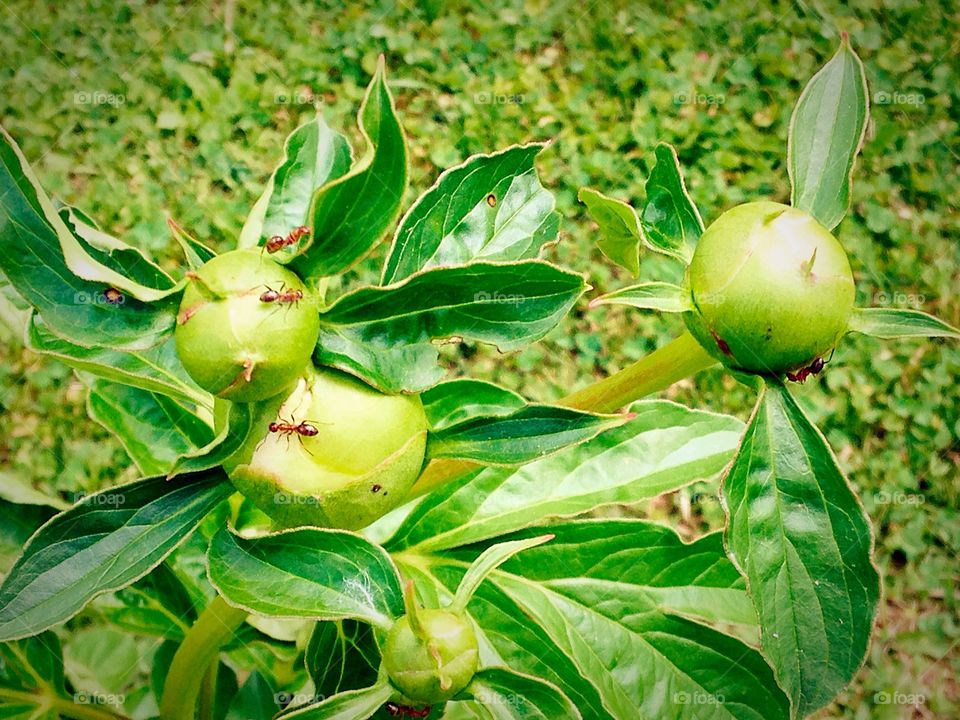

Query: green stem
560 330 715 412
0 689 129 720
197 662 217 720
159 595 248 720
410 331 716 497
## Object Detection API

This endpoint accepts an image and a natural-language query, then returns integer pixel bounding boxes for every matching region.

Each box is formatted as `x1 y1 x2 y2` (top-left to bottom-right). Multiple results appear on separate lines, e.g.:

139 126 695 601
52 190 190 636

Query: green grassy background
1 0 957 717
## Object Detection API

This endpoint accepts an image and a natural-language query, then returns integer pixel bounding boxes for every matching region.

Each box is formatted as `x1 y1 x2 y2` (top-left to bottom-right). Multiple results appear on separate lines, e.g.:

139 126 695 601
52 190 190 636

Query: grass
1 0 958 716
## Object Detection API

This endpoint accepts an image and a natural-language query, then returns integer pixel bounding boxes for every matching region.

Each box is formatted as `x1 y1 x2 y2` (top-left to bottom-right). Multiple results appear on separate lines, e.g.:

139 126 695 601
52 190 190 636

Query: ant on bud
259 282 304 306
265 415 325 456
384 703 431 718
269 417 320 438
264 226 311 254
786 356 826 383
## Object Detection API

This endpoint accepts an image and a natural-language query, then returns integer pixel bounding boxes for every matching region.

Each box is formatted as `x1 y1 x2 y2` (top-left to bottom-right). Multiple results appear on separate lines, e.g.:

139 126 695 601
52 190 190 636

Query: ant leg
297 435 316 458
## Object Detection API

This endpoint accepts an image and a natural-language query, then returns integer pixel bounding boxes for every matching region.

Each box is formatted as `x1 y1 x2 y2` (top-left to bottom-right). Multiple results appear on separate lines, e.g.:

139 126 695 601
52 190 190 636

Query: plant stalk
410 331 716 497
159 595 248 720
559 330 714 412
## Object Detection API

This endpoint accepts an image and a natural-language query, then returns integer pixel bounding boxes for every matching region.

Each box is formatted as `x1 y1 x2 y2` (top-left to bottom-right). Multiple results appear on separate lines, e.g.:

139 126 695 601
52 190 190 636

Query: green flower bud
174 249 319 402
225 365 429 530
684 201 855 375
382 609 479 705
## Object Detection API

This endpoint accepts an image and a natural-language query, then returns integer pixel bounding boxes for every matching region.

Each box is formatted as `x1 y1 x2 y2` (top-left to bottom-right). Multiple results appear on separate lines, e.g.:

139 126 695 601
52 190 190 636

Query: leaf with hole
383 143 559 283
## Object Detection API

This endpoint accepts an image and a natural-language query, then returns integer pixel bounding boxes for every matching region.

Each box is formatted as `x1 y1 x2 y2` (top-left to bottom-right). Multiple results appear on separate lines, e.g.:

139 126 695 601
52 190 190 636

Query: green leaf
721 381 880 718
225 671 277 720
305 620 380 699
382 143 559 283
0 632 66 719
27 314 212 409
787 36 869 230
315 260 586 393
451 535 553 612
640 143 704 262
388 401 742 552
207 527 404 630
62 626 140 699
458 668 581 720
848 307 960 339
400 520 785 720
589 281 691 313
281 681 392 720
291 57 407 278
239 114 351 253
167 401 256 478
0 128 177 349
85 377 214 476
0 471 233 641
578 187 642 276
92 564 196 640
313 326 443 394
59 206 175 291
2 127 176 301
421 380 527 430
167 218 216 270
427 405 631 465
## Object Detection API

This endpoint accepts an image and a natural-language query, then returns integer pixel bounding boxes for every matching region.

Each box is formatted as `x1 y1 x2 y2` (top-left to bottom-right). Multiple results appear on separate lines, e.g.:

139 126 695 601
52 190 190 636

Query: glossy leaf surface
721 381 879 717
383 143 559 283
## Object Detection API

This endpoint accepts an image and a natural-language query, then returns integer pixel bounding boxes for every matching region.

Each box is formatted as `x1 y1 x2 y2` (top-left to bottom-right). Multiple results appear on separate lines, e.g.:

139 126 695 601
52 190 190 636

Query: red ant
264 225 310 254
384 703 431 718
265 416 324 456
786 356 826 383
259 282 304 306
